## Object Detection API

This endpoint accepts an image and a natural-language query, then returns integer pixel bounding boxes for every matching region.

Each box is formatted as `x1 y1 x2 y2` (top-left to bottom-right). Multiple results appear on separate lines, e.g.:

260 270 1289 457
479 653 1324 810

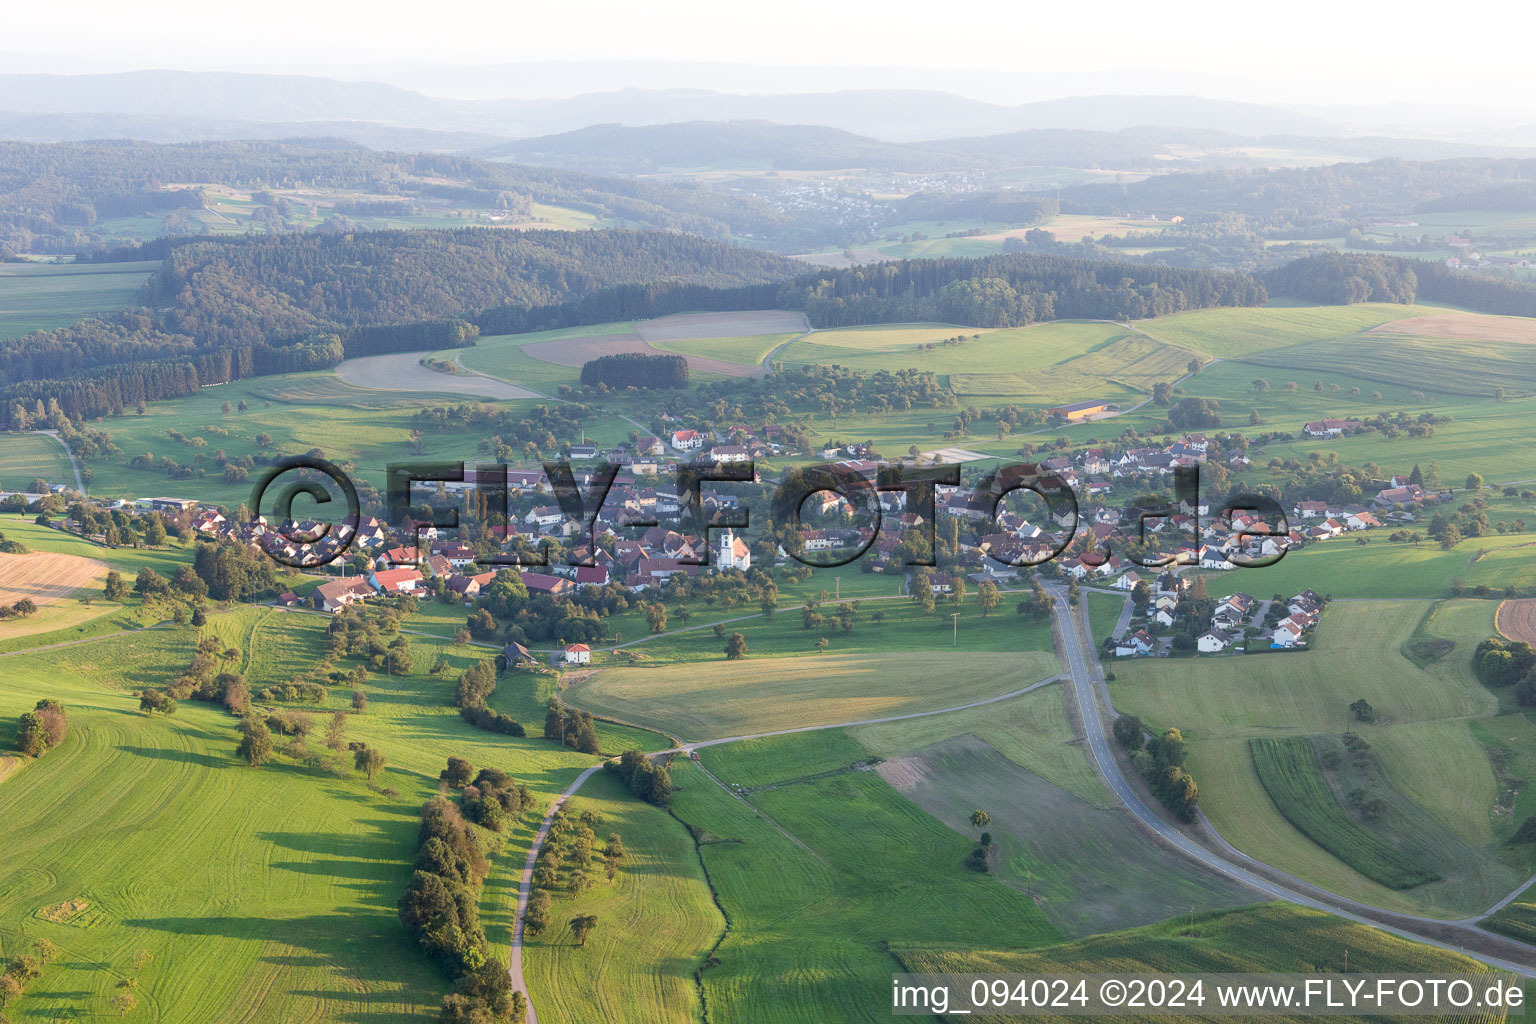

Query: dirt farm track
0 550 107 609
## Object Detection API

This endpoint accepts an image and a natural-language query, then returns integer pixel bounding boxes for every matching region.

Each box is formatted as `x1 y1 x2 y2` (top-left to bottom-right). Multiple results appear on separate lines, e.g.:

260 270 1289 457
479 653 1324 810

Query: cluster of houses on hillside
39 419 1452 637
1111 583 1325 658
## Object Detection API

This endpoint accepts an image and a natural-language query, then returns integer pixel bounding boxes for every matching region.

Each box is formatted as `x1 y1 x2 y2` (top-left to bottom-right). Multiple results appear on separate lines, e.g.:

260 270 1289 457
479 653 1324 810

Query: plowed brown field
1497 598 1536 642
0 550 107 608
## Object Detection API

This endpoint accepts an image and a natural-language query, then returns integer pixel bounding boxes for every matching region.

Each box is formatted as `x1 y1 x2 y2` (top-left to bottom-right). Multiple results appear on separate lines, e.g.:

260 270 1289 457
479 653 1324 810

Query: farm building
1302 418 1355 438
1047 400 1114 422
504 642 538 667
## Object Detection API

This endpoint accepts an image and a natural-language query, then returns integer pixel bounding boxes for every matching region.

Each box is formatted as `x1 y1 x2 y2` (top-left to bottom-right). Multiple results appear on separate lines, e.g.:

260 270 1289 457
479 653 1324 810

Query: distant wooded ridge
0 232 1262 425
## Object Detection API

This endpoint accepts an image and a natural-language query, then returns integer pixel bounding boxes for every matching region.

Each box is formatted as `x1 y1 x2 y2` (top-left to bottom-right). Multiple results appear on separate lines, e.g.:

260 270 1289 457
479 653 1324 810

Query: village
10 412 1472 663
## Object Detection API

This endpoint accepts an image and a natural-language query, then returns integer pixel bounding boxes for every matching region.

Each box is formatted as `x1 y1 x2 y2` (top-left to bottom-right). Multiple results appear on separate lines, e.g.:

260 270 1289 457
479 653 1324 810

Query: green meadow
0 603 635 1023
1110 599 1534 917
668 756 1063 1024
0 432 76 490
0 261 158 339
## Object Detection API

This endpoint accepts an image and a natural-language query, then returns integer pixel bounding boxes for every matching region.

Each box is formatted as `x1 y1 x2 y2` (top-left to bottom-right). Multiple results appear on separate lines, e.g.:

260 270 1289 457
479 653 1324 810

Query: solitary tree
355 744 387 780
570 914 599 948
326 711 347 750
977 580 1000 617
236 717 273 766
969 809 991 832
724 632 748 660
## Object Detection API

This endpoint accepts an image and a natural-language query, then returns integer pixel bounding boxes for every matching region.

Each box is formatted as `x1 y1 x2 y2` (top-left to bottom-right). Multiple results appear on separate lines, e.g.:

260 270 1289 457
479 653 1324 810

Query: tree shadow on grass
116 744 226 769
123 912 437 1017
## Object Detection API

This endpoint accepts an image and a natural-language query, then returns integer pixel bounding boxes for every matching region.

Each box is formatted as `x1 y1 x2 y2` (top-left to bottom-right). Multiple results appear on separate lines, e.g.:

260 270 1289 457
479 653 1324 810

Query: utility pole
952 611 960 646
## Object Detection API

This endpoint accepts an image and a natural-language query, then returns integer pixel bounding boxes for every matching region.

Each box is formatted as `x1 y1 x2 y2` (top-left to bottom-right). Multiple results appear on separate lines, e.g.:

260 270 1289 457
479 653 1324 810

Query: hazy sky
4 0 1531 110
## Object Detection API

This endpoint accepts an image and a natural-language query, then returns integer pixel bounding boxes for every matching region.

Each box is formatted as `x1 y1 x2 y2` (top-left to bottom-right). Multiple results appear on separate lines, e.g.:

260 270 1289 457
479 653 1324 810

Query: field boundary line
0 620 169 658
511 671 1066 1020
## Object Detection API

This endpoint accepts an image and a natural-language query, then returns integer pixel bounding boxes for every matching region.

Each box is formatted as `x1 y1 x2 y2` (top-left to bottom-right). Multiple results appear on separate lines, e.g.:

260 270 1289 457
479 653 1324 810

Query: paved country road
1046 584 1536 976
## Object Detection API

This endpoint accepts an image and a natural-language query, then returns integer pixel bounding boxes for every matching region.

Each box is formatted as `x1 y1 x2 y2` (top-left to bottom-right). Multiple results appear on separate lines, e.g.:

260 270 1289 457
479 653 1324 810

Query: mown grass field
600 593 1053 665
0 602 639 1023
1202 536 1536 601
879 734 1254 937
700 728 872 788
0 432 76 491
566 647 1059 741
669 756 1063 1024
652 331 798 368
850 682 1107 807
1249 736 1439 889
57 377 547 507
0 260 158 338
1240 334 1536 398
1111 599 1523 917
782 320 1195 408
521 769 722 1024
900 903 1505 1024
1139 302 1458 358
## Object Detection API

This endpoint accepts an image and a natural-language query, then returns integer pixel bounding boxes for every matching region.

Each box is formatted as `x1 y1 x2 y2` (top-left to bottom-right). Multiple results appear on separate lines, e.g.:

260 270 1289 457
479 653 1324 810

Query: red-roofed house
369 567 425 594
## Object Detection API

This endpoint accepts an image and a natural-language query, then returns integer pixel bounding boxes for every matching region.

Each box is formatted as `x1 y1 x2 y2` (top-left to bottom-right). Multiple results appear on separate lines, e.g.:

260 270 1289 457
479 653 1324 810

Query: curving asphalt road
1046 584 1536 976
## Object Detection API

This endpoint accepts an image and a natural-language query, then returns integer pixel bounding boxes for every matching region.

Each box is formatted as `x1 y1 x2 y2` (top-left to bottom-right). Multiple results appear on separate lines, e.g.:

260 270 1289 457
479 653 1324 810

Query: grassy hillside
0 260 158 338
0 606 620 1023
566 646 1058 741
1110 599 1528 916
850 683 1106 807
900 902 1505 1024
0 432 75 489
1249 736 1440 889
669 756 1062 1024
878 734 1254 937
521 770 722 1024
1138 301 1458 358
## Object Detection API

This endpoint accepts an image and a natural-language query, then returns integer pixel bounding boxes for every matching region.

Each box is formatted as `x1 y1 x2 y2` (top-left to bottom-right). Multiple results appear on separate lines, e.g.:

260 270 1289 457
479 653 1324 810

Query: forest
1266 251 1536 315
0 138 846 254
1062 157 1536 225
0 229 799 424
784 253 1266 327
579 353 690 389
